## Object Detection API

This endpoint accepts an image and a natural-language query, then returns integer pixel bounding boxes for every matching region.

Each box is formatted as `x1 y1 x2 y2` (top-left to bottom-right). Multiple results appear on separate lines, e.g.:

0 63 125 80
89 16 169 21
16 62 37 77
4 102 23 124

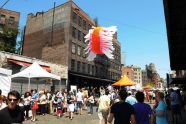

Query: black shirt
0 106 24 124
111 101 135 124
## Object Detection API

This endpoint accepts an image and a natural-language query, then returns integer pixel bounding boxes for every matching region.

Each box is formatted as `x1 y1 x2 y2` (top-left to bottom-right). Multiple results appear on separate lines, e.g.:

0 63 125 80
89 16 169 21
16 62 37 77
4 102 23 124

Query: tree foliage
0 26 18 53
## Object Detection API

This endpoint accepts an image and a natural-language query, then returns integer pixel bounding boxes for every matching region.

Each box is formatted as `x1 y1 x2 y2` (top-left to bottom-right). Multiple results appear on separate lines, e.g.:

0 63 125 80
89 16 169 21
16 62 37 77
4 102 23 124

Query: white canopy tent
0 68 12 96
11 62 61 90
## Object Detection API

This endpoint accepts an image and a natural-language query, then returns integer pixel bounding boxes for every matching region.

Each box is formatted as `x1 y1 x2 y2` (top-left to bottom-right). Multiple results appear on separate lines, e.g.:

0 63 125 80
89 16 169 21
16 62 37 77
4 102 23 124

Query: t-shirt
133 102 152 124
111 101 135 124
125 95 137 105
0 106 24 124
155 100 168 124
76 92 83 102
98 95 110 110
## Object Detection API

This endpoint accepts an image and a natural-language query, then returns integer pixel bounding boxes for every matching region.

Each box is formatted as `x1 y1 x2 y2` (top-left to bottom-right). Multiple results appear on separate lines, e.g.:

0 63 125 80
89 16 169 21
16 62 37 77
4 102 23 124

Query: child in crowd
56 99 63 118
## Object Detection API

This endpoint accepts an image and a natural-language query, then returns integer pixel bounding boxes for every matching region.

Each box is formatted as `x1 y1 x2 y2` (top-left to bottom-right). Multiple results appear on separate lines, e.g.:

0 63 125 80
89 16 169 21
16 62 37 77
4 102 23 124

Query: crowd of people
0 86 186 124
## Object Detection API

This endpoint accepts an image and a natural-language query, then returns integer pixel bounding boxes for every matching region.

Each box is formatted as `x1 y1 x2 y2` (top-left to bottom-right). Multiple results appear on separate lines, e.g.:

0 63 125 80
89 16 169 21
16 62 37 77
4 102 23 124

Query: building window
88 64 90 74
82 33 86 42
72 12 77 23
82 48 86 58
0 14 5 18
71 43 76 54
77 61 81 72
0 25 3 33
71 59 75 71
95 66 98 74
78 30 81 41
77 46 81 56
78 16 82 27
88 24 91 30
82 62 86 73
0 14 6 24
9 16 15 25
92 65 94 75
83 20 86 30
72 27 76 38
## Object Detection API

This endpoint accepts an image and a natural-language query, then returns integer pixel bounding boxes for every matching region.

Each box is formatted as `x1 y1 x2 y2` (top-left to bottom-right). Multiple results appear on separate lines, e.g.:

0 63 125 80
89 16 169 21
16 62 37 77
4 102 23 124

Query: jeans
24 105 30 118
89 103 94 114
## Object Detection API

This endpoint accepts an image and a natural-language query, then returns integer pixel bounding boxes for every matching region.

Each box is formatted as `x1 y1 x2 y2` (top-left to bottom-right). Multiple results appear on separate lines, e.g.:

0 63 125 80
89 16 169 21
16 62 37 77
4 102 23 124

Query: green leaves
0 26 18 53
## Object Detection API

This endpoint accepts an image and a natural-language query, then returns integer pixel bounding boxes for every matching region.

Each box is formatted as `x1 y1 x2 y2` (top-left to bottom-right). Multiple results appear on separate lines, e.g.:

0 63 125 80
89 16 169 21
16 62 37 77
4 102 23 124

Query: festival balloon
84 26 117 61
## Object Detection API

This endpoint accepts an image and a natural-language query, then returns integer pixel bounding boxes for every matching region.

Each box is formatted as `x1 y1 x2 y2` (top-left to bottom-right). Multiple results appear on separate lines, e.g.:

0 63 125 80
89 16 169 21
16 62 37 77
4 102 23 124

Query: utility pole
50 2 56 46
0 0 10 9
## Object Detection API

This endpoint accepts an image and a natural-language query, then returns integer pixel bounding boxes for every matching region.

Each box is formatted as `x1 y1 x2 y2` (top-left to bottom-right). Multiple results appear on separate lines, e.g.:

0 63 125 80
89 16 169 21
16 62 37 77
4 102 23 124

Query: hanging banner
0 68 12 96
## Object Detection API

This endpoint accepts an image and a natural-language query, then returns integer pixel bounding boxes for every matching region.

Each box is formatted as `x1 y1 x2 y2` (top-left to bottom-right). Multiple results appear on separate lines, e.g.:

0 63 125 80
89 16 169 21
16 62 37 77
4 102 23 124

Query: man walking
98 89 110 124
108 89 136 124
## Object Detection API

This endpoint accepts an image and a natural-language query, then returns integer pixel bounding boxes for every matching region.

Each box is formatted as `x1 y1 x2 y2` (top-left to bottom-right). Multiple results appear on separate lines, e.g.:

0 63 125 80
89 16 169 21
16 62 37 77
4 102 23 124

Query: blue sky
1 0 170 78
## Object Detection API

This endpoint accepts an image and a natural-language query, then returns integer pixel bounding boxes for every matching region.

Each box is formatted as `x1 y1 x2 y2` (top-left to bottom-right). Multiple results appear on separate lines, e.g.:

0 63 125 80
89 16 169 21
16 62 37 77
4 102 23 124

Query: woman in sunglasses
0 90 25 124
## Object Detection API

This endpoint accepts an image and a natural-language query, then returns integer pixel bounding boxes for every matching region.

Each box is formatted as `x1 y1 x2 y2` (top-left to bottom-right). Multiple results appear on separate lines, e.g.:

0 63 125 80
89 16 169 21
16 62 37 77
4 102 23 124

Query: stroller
56 99 63 118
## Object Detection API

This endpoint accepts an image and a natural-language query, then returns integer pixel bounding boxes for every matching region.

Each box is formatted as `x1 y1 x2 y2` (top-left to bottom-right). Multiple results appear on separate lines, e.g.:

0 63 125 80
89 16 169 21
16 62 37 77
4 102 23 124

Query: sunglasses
8 98 18 102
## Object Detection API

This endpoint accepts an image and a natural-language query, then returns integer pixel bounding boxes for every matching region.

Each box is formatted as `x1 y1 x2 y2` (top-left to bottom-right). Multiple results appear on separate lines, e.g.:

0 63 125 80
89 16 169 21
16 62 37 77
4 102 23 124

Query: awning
169 77 186 85
69 72 115 83
8 59 51 72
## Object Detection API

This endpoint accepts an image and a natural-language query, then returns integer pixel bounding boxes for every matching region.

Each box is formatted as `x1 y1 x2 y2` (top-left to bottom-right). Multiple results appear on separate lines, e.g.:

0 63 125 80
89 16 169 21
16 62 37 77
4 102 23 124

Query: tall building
146 63 160 86
121 66 134 81
0 9 20 32
133 66 142 86
22 1 121 88
0 9 20 50
142 70 148 86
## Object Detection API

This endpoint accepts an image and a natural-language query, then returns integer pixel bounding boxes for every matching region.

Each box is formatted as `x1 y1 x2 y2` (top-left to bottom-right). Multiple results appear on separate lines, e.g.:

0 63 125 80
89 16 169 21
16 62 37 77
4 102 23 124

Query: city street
23 107 99 124
23 104 186 124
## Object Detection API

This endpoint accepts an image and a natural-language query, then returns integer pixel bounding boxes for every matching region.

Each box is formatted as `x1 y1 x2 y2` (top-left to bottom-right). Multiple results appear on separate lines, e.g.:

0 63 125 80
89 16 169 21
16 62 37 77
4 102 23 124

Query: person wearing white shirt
24 92 31 120
76 89 83 115
39 90 47 115
97 90 110 124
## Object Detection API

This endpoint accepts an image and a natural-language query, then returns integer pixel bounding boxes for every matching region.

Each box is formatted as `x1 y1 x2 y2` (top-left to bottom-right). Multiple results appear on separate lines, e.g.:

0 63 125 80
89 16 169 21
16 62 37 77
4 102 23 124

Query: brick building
0 9 20 50
142 70 148 86
122 65 143 86
0 8 20 31
22 1 121 88
121 66 134 81
133 66 142 86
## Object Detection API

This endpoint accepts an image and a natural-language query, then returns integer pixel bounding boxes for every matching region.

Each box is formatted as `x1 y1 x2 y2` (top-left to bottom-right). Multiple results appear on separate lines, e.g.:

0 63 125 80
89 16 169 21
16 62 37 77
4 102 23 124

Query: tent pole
21 82 23 95
36 78 39 91
28 77 30 91
59 79 61 91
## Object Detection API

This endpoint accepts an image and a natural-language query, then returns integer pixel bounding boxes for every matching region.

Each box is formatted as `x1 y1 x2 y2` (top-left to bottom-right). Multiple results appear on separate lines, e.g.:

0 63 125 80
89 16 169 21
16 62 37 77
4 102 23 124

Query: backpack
67 95 71 104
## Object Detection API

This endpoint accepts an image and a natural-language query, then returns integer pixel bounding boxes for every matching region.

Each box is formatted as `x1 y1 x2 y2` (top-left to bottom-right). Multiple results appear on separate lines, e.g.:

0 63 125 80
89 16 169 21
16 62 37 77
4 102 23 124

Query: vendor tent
11 62 60 90
143 83 154 90
112 75 136 87
0 68 12 96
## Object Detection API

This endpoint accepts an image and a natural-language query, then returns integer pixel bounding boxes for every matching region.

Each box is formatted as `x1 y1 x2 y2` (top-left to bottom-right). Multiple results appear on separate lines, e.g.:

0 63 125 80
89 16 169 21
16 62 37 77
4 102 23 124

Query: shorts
98 109 109 120
67 104 74 112
77 101 83 108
